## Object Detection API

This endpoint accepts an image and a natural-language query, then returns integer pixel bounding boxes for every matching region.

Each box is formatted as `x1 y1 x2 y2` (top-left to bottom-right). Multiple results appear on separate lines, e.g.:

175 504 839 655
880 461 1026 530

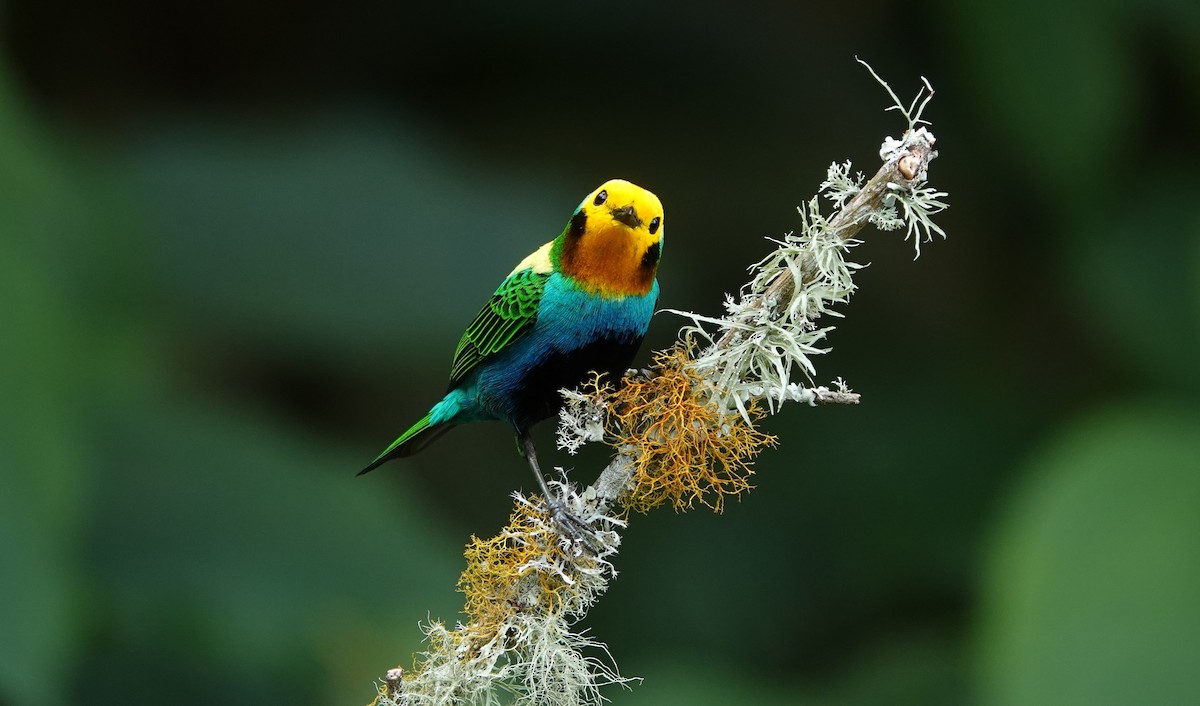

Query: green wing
447 267 548 388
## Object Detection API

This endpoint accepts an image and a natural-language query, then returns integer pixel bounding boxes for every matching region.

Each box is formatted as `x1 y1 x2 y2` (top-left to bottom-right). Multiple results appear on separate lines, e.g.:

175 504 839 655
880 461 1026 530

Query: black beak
610 203 643 229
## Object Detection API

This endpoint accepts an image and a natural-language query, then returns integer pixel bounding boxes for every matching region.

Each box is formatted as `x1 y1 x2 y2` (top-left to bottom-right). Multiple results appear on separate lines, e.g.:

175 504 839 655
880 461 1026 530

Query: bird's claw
545 498 602 553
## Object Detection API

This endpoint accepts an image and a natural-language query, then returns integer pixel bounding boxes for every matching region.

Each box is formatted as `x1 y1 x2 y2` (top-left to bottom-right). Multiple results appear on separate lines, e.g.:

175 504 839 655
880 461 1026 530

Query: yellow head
551 179 664 297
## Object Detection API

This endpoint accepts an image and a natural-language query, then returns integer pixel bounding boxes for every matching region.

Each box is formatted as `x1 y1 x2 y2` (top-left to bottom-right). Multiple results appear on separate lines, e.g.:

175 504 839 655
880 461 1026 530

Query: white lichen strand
821 160 865 210
867 202 904 233
736 381 861 407
556 388 608 455
667 194 863 420
890 176 948 259
857 57 935 132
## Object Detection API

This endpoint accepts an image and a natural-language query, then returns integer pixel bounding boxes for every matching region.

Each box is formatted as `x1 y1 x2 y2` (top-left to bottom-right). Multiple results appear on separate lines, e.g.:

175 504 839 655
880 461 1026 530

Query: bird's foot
543 495 602 553
518 433 604 552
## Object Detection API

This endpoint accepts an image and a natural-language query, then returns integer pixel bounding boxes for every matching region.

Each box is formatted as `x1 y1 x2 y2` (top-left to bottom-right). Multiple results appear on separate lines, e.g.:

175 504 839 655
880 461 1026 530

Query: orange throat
558 223 657 297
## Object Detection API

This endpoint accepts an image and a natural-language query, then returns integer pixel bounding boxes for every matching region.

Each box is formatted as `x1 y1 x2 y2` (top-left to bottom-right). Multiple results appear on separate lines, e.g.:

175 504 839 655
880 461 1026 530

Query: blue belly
440 273 658 431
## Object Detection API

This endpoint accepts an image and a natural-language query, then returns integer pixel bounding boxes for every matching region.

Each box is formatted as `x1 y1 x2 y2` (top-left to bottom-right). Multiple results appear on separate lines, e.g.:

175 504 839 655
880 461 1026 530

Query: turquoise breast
461 272 658 431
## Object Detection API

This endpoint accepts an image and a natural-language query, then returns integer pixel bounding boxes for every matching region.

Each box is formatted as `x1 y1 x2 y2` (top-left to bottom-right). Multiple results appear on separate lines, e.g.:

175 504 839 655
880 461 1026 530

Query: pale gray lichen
666 67 946 418
556 387 609 456
890 176 948 259
666 193 863 421
821 160 865 210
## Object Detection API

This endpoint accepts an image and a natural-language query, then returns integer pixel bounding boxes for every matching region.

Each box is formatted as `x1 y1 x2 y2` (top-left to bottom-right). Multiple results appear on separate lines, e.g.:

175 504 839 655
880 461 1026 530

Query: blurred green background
2 1 1198 704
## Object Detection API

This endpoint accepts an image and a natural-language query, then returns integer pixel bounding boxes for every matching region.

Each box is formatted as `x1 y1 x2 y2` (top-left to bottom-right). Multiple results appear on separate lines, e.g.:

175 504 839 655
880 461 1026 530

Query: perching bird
360 178 664 518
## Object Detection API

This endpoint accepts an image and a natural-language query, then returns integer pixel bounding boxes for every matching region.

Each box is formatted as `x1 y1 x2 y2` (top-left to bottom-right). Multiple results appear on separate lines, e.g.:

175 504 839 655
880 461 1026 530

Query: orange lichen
456 499 596 648
608 345 777 513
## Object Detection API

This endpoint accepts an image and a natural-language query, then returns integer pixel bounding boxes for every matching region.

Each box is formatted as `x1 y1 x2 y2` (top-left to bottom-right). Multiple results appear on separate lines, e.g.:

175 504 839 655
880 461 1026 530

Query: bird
360 178 665 524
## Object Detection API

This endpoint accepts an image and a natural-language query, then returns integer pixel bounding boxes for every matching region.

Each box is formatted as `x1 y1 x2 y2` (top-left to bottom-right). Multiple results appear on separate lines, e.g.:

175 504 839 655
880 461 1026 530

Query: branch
371 64 947 706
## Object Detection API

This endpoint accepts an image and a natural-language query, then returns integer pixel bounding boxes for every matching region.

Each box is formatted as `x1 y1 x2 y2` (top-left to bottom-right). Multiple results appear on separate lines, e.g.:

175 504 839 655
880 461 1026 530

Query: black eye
593 190 608 206
648 216 661 234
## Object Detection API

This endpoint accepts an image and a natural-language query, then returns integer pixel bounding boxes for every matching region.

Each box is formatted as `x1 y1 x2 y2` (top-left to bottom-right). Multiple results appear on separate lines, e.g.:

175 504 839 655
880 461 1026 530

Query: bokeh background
3 1 1198 704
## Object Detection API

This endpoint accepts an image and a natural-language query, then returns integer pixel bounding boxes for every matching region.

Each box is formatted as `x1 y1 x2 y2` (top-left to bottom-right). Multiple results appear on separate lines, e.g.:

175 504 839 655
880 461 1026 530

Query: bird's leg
518 431 596 544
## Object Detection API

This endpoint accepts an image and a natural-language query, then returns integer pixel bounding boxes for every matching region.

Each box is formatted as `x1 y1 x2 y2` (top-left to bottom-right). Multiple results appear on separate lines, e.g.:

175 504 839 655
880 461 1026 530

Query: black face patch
640 241 661 269
568 210 587 238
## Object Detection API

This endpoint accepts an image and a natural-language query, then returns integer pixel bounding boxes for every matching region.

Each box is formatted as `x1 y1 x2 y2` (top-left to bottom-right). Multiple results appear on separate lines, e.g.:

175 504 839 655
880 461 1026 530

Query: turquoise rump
360 178 666 499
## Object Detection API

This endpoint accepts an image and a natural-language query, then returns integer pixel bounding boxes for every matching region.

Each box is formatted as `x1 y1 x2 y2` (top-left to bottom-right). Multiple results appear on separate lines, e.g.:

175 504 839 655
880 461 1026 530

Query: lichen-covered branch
370 64 947 706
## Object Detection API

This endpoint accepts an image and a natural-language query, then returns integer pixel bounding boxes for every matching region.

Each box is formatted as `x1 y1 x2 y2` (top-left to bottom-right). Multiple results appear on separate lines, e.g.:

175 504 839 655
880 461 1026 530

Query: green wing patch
448 268 548 388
